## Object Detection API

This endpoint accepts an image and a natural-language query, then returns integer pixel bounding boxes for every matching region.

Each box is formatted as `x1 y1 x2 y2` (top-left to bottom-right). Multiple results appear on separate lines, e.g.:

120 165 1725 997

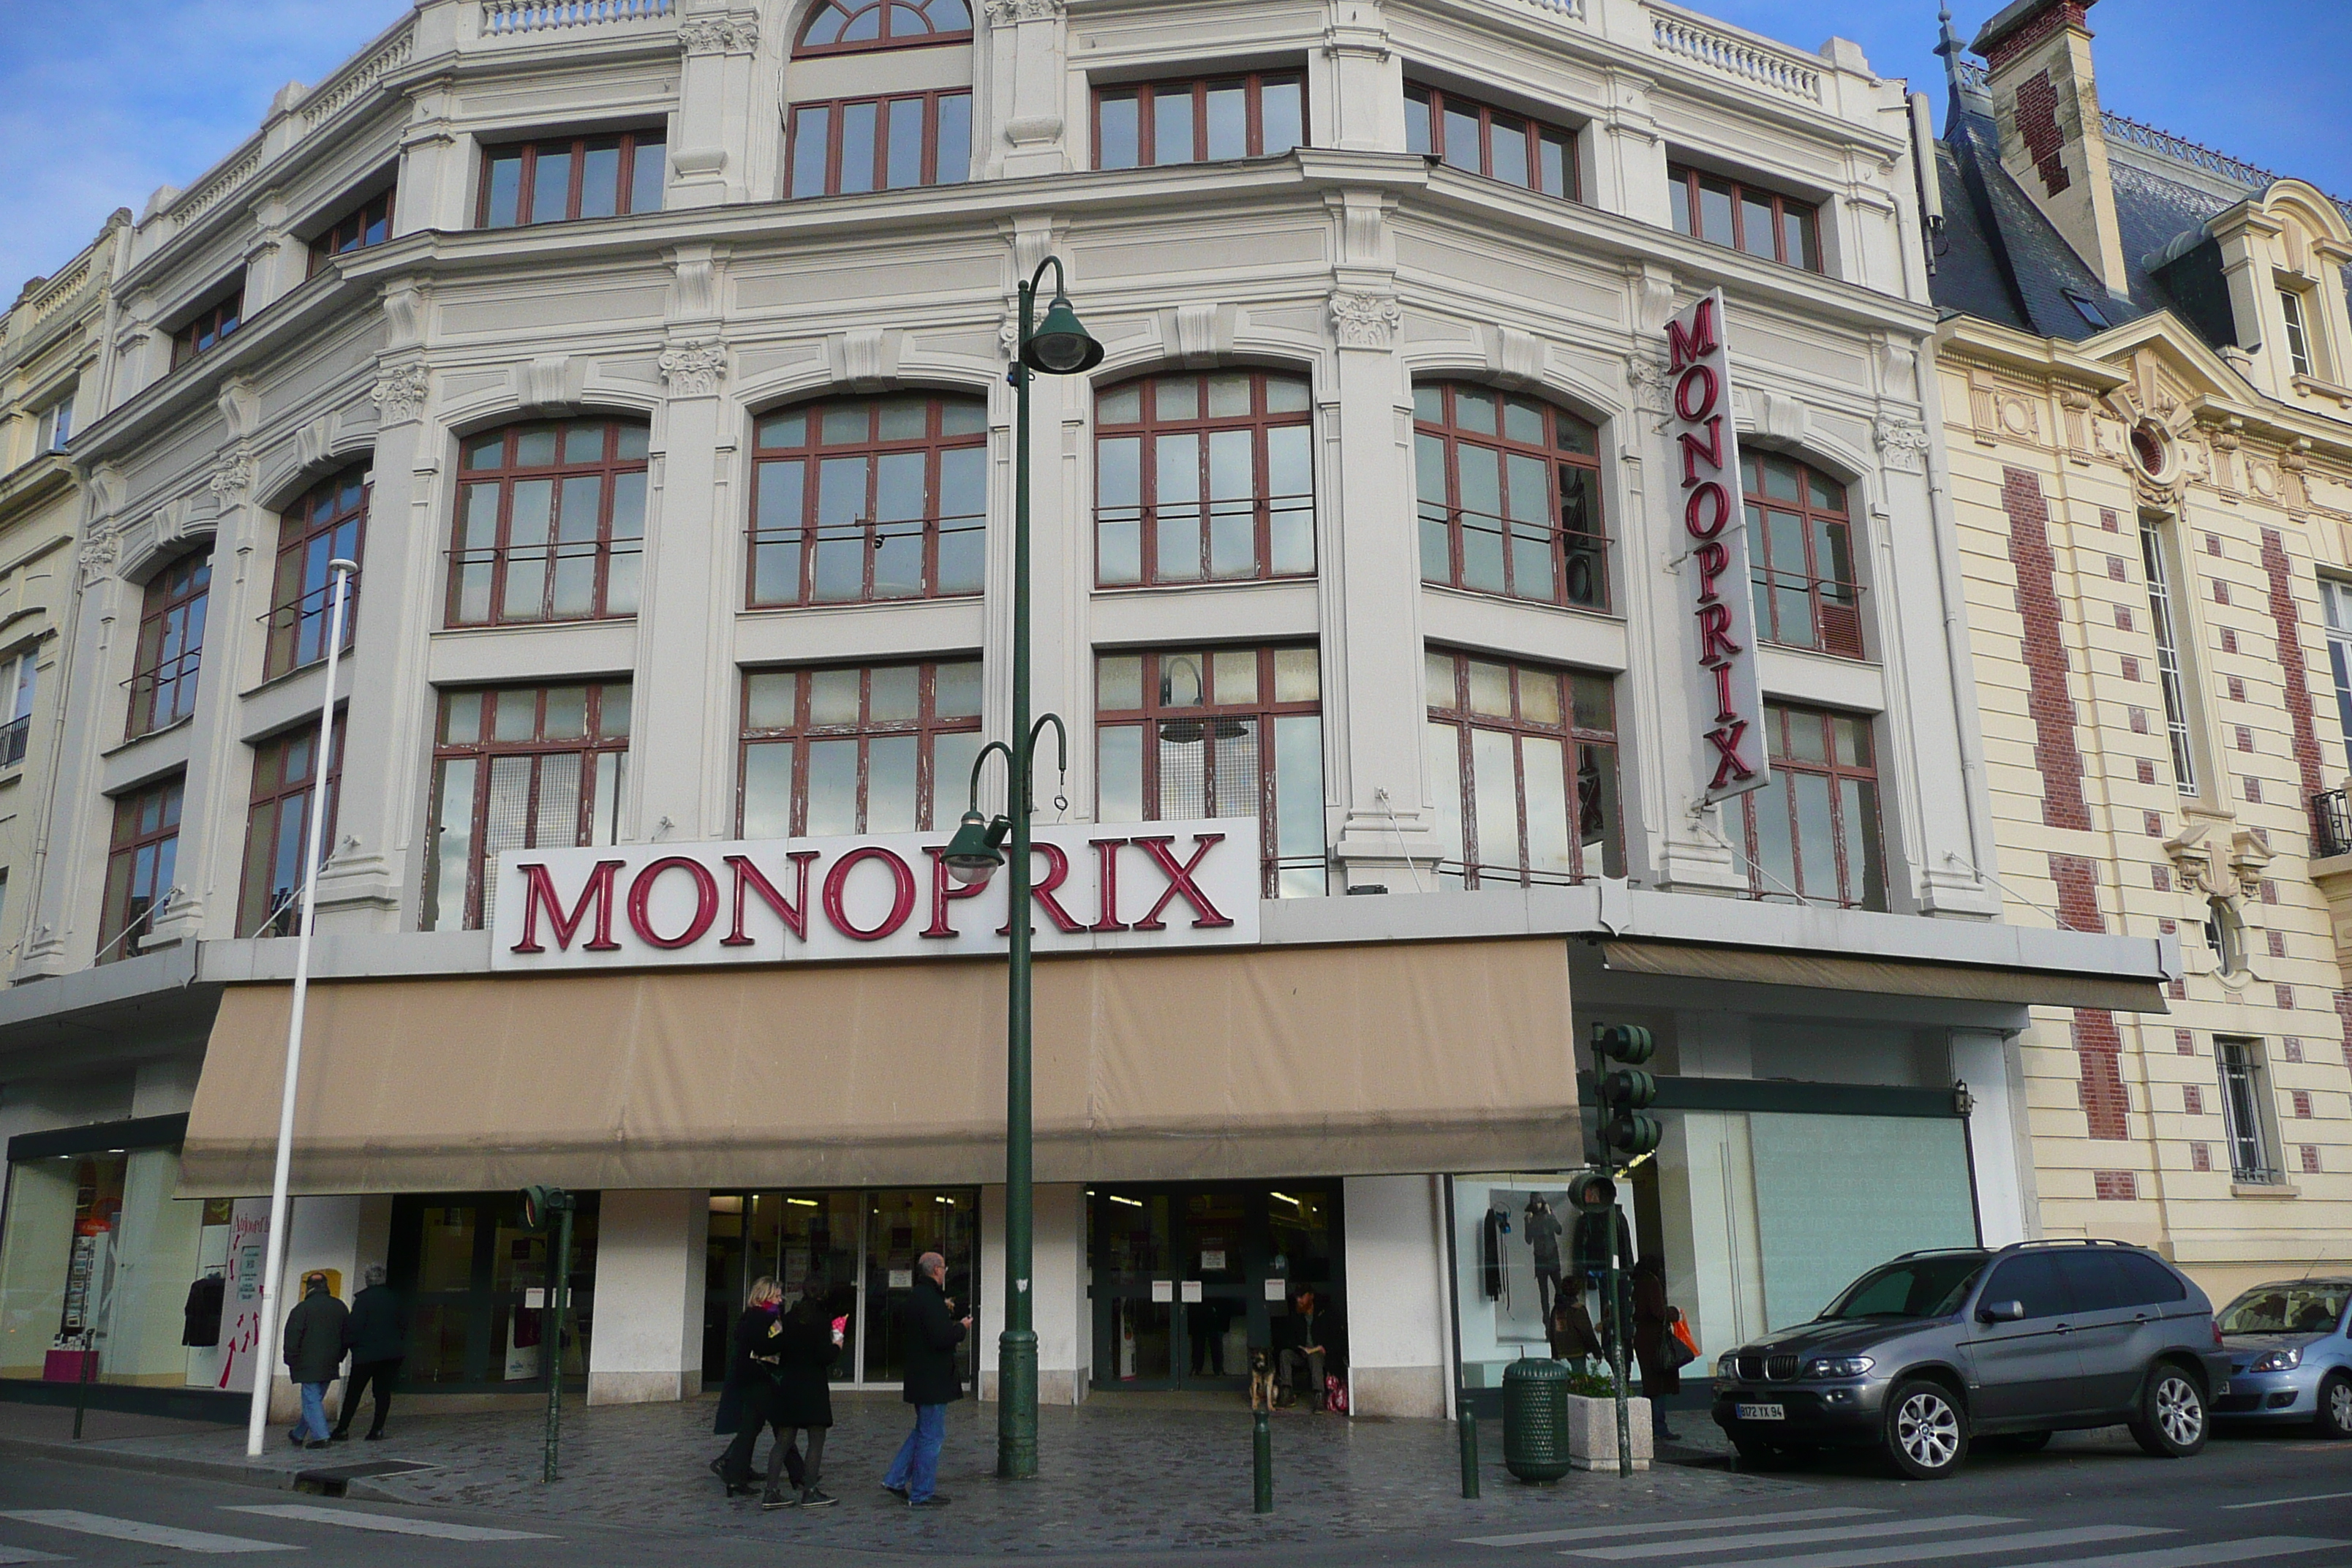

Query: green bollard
1459 1401 1481 1499
1253 1407 1273 1514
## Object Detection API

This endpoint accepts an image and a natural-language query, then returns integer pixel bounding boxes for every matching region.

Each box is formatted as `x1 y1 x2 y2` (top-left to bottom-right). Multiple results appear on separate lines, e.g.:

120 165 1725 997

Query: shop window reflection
386 1193 600 1390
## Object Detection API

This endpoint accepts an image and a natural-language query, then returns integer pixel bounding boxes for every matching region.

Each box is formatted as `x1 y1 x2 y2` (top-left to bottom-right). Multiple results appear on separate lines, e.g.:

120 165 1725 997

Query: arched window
2206 898 2247 976
266 465 366 678
748 392 987 607
1744 450 1861 657
448 417 647 627
796 0 971 54
1095 369 1313 587
1414 382 1606 609
127 552 210 739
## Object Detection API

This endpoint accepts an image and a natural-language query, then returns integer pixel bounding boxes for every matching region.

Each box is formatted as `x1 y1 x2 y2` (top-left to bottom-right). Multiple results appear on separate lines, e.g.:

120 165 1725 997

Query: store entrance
1088 1183 1341 1392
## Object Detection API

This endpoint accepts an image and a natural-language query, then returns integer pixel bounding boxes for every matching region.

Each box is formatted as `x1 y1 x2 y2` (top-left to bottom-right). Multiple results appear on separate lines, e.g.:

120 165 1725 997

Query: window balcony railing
1422 505 1613 612
124 650 203 739
2313 788 2352 859
0 714 28 769
1754 571 1865 660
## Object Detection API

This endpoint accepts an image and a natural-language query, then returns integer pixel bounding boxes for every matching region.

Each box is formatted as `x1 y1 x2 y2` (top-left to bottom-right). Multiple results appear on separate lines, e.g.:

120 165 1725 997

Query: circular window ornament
2130 420 2180 486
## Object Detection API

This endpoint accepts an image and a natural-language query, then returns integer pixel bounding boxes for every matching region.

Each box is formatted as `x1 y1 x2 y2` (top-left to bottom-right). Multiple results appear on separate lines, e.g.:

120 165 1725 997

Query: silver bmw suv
1711 1240 2231 1479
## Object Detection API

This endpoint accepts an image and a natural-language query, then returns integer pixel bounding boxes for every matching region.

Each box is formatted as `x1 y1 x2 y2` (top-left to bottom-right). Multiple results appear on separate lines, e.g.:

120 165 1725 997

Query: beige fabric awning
1599 940 2166 1014
178 938 1578 1196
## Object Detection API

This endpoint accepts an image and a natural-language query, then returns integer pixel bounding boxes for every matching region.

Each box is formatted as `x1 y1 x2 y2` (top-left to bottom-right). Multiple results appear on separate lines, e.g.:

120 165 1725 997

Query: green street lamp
962 255 1098 1480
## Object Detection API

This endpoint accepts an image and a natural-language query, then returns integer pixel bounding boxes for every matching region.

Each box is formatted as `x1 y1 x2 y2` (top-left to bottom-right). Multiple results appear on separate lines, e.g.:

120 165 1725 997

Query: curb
0 1434 305 1495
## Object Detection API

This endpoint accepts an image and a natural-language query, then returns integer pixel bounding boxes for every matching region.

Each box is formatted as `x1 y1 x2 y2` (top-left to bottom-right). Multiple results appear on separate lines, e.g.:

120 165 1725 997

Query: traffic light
519 1185 573 1229
1591 1023 1661 1164
1565 1169 1616 1214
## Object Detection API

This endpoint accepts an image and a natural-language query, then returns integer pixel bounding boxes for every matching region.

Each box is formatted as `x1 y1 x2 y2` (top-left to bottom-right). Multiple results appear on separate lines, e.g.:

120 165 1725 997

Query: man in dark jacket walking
881 1251 966 1507
282 1272 348 1449
331 1264 404 1441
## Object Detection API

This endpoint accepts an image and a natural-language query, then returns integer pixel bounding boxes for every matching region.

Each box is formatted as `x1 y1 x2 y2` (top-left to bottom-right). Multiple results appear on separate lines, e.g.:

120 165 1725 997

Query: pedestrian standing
1630 1254 1682 1441
281 1271 348 1450
764 1284 843 1510
331 1264 404 1441
711 1276 788 1497
881 1251 967 1508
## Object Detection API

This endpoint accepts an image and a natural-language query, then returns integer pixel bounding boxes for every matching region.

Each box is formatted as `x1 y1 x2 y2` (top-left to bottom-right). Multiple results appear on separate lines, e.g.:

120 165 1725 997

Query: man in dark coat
881 1251 966 1507
331 1263 404 1441
281 1272 348 1449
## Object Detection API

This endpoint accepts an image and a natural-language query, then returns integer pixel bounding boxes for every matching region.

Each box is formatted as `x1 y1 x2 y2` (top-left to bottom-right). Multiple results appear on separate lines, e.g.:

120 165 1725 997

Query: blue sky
2 0 2345 297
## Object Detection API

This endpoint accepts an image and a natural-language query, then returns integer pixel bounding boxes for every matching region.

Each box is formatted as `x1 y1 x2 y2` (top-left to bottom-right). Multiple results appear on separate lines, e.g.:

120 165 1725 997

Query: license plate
1735 1403 1785 1421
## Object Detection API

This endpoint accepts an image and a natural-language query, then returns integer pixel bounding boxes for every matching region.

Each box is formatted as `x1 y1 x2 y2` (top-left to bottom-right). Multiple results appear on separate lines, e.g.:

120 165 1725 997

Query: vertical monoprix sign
1665 290 1770 804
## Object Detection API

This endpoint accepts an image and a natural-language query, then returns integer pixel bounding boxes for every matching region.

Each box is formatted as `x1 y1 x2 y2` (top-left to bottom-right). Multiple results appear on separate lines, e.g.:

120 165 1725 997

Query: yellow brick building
1931 0 2352 1299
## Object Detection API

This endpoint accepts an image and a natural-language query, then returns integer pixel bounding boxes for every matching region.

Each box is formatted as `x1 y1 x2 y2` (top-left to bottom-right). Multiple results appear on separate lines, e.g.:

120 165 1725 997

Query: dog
1248 1347 1278 1412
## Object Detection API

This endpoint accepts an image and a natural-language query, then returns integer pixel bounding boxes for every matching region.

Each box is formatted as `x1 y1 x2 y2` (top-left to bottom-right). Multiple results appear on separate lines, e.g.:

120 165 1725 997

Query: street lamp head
942 810 1008 886
1024 293 1104 375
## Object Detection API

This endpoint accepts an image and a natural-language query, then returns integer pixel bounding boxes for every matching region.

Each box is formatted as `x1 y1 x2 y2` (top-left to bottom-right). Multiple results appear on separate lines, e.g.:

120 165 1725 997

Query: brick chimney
1972 0 2130 296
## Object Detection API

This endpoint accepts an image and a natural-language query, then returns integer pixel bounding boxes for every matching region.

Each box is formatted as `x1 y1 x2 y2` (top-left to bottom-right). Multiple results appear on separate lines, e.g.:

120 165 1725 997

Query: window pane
1260 78 1303 156
791 107 832 197
1519 668 1561 727
809 668 861 726
1522 735 1572 881
1273 714 1323 894
1206 429 1254 579
1670 174 1691 237
1098 655 1143 711
1750 775 1794 895
1739 192 1776 257
1155 431 1202 581
1490 115 1529 186
885 97 924 187
1205 84 1245 160
578 142 621 219
1426 721 1465 885
935 93 971 184
752 459 805 603
1098 725 1143 823
1266 425 1313 576
1783 205 1815 270
1793 772 1838 900
429 758 477 930
1154 88 1194 165
1405 87 1433 157
1539 129 1569 197
746 671 797 729
1841 777 1883 911
1097 436 1142 585
1471 728 1518 876
1273 647 1319 703
1576 740 1621 876
867 664 919 723
630 137 664 214
485 154 523 227
1467 660 1511 717
1210 649 1258 705
531 148 573 223
1264 377 1309 413
1458 445 1503 593
1698 176 1735 246
804 739 860 834
1417 432 1449 584
1442 105 1480 173
1155 377 1199 421
867 735 919 832
840 102 878 192
1098 92 1139 169
937 446 986 595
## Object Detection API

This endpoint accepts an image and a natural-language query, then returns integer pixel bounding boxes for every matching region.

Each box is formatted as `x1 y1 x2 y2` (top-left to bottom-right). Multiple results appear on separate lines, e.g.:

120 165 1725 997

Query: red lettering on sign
1089 837 1131 932
1678 415 1723 487
1684 481 1730 540
821 847 917 941
721 852 818 944
1667 294 1719 371
1130 835 1234 931
1696 601 1743 663
920 846 989 938
1673 363 1718 423
1694 539 1729 602
626 856 719 949
997 842 1086 937
1712 660 1738 724
511 860 624 953
1706 721 1757 790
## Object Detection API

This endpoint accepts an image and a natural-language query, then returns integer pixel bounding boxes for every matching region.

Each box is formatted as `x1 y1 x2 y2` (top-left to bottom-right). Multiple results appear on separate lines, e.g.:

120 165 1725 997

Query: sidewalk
0 1390 1804 1553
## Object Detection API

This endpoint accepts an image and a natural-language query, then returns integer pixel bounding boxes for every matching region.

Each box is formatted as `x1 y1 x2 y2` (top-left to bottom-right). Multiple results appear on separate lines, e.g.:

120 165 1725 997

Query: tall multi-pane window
478 132 664 227
1096 370 1313 587
788 92 972 197
1094 73 1304 170
747 395 987 607
425 684 630 932
170 283 244 368
1668 165 1820 271
99 776 182 962
268 467 366 677
738 661 983 837
794 0 972 53
1425 649 1620 888
2215 1037 2281 1183
1405 84 1575 200
238 723 344 938
1742 704 1885 910
2280 288 2315 379
449 418 647 626
1096 647 1324 897
1744 451 1861 657
308 186 395 275
2321 578 2352 774
34 389 74 454
126 553 209 739
2141 521 2199 793
1414 382 1607 609
0 647 35 768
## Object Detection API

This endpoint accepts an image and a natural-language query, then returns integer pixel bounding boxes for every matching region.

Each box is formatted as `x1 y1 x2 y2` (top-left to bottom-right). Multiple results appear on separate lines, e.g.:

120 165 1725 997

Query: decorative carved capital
207 444 255 500
370 362 430 424
984 0 1063 22
1872 415 1930 473
1327 291 1401 350
658 338 727 397
678 16 759 53
1627 353 1671 414
77 527 120 586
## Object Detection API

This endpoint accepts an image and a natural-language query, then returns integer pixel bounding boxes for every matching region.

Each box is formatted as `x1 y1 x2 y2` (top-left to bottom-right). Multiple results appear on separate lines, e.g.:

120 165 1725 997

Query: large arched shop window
1094 368 1313 587
1744 449 1861 658
1413 382 1607 611
448 416 648 627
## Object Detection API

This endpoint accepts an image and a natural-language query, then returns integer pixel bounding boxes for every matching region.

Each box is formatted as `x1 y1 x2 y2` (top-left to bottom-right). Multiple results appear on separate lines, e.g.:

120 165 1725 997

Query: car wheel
1882 1378 1968 1480
1988 1430 2052 1453
2128 1363 2208 1458
2318 1373 2352 1440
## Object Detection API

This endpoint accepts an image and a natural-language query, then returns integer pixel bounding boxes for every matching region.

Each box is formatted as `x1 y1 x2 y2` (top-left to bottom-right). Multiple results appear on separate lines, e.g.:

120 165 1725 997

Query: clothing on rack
181 1273 225 1348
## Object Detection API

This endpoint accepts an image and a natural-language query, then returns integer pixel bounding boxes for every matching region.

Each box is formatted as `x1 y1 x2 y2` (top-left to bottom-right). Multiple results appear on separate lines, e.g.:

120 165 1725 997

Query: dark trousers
721 1382 785 1485
333 1359 399 1437
1278 1347 1325 1406
770 1426 826 1493
1535 1267 1562 1322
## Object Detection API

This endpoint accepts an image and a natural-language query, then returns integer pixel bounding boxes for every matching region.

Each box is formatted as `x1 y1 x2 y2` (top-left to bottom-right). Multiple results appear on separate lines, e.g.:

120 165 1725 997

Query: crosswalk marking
1569 1515 2023 1561
0 1548 66 1565
2220 1490 2352 1510
1461 1509 1889 1548
224 1505 554 1542
1703 1526 2168 1568
2016 1537 2343 1568
0 1510 298 1555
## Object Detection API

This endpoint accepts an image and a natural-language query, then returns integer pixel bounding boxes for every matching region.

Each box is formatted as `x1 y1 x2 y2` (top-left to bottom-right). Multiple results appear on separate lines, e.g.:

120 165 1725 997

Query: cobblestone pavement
27 1392 1808 1553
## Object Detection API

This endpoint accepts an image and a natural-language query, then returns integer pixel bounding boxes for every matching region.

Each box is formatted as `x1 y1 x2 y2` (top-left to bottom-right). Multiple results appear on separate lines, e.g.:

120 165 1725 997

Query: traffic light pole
1588 1023 1657 1480
1593 1027 1632 1479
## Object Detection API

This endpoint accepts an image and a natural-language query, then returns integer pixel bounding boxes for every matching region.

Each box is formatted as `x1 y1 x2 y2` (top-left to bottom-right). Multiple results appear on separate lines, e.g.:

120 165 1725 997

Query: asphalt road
0 1423 2346 1567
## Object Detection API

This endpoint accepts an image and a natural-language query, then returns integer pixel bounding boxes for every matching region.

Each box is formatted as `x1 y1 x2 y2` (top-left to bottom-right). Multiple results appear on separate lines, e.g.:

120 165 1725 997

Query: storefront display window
386 1192 600 1390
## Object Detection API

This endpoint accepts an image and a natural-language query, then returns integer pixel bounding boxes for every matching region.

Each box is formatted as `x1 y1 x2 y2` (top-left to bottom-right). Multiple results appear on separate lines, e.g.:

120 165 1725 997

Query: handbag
1665 1308 1699 1370
1323 1373 1349 1415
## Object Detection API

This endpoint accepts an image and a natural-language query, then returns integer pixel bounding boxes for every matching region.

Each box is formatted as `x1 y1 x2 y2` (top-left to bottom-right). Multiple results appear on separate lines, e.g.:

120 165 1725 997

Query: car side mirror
1977 1299 2026 1324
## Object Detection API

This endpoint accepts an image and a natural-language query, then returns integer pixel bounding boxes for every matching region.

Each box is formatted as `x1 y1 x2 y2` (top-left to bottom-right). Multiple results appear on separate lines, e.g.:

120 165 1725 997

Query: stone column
1341 1175 1448 1418
633 331 733 840
987 0 1069 180
588 1189 710 1404
672 7 764 206
977 1183 1086 1403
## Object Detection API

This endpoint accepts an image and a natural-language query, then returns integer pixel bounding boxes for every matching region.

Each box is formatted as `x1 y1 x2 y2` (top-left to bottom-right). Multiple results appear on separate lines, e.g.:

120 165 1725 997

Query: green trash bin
1502 1355 1572 1482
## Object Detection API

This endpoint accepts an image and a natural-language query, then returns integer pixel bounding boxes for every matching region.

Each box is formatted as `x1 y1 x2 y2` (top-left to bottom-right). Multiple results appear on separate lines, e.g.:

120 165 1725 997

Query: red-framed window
170 284 244 369
1093 72 1304 170
1406 83 1576 200
424 683 630 932
238 721 344 939
1425 649 1620 889
1096 646 1325 898
449 418 647 627
1096 369 1313 587
1669 164 1820 271
478 131 664 228
748 394 987 607
307 186 394 276
125 553 210 739
795 0 971 55
1414 382 1607 610
266 467 366 678
1741 704 1885 911
738 660 983 838
98 776 182 962
1744 450 1861 657
788 91 972 197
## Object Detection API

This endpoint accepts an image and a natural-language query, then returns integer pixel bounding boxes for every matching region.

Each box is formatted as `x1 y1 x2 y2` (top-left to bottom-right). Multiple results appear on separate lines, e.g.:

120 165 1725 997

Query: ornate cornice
678 17 759 53
984 0 1062 21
